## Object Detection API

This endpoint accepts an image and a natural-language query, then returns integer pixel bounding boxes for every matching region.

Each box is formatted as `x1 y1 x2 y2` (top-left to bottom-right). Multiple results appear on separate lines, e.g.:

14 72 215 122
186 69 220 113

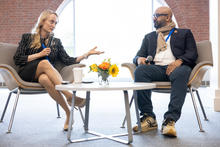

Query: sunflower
109 64 119 77
90 64 98 72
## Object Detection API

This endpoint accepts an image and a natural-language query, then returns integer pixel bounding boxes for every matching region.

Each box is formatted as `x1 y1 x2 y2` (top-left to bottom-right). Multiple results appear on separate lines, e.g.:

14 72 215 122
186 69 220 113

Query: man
133 6 198 137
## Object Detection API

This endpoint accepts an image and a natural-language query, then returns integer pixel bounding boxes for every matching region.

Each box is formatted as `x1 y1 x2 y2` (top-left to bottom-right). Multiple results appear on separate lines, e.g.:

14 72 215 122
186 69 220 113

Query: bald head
155 6 173 21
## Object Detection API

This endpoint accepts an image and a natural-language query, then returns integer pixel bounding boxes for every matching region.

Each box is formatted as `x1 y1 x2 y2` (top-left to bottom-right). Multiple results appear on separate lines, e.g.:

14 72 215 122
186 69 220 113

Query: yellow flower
109 64 119 77
90 64 98 72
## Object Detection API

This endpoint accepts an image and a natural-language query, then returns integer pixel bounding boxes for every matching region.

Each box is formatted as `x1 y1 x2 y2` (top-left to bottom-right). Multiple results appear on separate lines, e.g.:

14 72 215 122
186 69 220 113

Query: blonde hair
31 10 58 49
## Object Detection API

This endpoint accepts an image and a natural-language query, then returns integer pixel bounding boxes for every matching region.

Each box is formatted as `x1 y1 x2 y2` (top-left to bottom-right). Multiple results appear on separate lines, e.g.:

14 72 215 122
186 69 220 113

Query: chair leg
121 95 134 128
189 87 204 132
7 88 21 133
78 107 85 125
0 92 12 122
195 90 208 121
56 102 61 118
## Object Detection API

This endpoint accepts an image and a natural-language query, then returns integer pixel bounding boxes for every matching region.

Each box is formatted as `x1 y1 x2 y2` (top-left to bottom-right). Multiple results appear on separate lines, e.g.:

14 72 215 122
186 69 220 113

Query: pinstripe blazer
13 33 78 69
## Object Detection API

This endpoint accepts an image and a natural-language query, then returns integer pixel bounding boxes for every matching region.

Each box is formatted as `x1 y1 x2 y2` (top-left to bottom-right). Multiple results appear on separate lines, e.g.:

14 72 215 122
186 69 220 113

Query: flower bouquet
89 58 119 85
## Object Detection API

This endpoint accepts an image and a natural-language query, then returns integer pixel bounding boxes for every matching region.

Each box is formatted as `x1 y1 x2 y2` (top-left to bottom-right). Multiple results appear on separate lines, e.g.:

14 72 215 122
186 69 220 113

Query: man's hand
137 57 148 65
166 59 183 75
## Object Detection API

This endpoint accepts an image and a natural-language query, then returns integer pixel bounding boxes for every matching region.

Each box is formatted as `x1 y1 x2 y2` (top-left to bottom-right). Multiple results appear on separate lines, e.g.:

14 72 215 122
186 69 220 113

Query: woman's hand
76 46 104 63
27 48 51 62
87 46 104 57
39 48 51 57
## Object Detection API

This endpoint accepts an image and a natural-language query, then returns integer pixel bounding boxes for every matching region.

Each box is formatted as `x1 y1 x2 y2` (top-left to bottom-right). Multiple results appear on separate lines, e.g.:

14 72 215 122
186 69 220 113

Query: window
55 0 173 81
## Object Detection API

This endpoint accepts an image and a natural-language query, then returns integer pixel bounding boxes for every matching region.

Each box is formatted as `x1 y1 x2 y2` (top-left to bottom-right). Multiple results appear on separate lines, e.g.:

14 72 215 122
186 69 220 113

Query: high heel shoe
63 119 73 131
63 124 69 131
67 96 86 108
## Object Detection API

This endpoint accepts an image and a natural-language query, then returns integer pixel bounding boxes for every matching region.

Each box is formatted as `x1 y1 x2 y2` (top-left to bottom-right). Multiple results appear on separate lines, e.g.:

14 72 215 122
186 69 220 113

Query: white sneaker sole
133 125 158 132
162 128 177 137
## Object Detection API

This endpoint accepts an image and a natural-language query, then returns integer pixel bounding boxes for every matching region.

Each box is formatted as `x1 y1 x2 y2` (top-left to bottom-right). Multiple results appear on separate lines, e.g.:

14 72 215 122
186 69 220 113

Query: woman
13 10 103 131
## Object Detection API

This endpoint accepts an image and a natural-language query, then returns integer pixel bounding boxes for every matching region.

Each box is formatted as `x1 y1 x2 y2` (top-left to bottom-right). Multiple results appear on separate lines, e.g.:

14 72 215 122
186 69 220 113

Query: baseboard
201 81 210 87
0 82 7 88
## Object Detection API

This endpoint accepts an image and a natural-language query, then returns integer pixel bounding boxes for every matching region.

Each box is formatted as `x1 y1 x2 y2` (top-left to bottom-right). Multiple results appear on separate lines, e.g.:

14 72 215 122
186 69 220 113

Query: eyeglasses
153 13 168 18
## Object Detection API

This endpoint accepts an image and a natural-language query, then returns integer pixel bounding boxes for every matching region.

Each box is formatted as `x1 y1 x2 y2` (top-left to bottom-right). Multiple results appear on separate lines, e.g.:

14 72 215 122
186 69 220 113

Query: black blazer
133 28 198 68
14 33 79 68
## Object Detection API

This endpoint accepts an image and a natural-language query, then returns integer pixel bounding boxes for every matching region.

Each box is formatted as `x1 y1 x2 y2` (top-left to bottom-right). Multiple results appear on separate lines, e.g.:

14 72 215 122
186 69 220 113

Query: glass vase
98 72 109 86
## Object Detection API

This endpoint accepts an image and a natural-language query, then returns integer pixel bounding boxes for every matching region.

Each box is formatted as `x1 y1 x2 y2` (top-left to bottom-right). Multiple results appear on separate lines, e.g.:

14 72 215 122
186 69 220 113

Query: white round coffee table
56 82 156 144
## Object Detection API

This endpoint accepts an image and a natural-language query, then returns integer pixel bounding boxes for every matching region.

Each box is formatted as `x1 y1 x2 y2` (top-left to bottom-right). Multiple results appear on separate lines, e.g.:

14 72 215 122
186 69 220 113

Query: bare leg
36 61 74 101
61 91 85 106
35 60 76 99
38 73 70 129
35 60 85 106
35 60 62 85
62 91 73 101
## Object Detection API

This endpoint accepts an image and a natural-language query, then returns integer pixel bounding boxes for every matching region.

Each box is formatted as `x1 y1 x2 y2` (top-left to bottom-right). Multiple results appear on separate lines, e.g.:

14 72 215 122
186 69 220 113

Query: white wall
0 75 4 83
210 0 218 89
214 0 220 111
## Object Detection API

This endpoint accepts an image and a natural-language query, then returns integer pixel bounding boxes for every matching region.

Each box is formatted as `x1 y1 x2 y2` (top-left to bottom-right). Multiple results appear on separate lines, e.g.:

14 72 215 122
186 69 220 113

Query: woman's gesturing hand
87 46 104 56
76 46 104 62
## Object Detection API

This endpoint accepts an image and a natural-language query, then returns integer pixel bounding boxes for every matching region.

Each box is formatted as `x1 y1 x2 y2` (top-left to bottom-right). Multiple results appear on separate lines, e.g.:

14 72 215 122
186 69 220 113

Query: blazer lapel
170 28 177 50
151 32 158 56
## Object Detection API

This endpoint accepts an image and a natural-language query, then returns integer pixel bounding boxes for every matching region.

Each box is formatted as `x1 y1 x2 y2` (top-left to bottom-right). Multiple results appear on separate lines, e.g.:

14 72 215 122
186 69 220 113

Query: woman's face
41 14 57 34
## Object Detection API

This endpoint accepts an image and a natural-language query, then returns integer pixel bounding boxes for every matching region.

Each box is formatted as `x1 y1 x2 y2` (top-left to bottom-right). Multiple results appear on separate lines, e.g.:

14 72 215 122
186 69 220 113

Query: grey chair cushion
0 43 18 71
196 40 213 64
60 64 86 82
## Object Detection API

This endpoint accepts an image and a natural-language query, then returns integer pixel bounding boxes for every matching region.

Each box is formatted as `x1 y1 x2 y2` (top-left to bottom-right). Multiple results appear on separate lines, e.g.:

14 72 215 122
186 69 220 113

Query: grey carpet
0 87 220 147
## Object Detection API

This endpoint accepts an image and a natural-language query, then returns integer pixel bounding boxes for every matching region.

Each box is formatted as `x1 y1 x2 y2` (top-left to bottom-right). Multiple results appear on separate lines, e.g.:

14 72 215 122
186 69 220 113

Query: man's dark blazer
133 28 198 68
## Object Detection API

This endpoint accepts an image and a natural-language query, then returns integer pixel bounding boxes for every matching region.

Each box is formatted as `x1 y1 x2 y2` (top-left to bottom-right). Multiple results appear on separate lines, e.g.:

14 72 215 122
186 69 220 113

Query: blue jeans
134 64 192 122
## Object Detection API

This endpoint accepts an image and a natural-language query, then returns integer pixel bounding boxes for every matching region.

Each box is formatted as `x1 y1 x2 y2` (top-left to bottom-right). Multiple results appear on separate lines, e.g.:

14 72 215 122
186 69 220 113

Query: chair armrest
121 63 136 80
0 64 20 90
59 64 86 82
187 61 213 89
0 64 43 90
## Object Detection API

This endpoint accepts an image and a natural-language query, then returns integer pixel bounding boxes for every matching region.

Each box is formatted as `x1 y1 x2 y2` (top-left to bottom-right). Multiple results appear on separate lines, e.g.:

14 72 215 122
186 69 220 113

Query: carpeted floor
0 86 220 147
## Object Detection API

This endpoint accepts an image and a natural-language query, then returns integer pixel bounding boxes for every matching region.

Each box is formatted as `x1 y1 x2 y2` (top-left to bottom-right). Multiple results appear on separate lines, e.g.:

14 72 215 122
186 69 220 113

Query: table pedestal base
66 88 144 144
68 131 133 144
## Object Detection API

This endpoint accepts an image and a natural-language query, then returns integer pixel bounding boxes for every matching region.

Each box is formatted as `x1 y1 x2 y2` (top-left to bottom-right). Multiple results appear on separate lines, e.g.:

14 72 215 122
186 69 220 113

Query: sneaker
161 118 177 137
133 114 158 132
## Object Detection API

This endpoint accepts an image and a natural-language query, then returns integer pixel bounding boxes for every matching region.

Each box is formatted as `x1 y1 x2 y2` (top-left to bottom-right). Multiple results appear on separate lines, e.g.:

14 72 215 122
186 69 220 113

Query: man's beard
154 20 166 29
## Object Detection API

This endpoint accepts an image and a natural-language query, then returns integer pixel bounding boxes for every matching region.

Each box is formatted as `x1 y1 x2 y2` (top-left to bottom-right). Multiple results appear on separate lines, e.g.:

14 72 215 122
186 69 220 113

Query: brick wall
165 0 209 41
0 0 64 44
0 0 209 44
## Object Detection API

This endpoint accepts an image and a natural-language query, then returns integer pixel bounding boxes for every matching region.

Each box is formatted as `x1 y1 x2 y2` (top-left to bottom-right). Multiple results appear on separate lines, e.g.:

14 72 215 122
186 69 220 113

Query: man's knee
170 65 192 82
134 65 152 82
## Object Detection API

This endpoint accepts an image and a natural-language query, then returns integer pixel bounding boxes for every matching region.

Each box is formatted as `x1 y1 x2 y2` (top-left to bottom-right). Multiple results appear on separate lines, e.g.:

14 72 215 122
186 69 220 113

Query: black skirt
18 58 47 82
